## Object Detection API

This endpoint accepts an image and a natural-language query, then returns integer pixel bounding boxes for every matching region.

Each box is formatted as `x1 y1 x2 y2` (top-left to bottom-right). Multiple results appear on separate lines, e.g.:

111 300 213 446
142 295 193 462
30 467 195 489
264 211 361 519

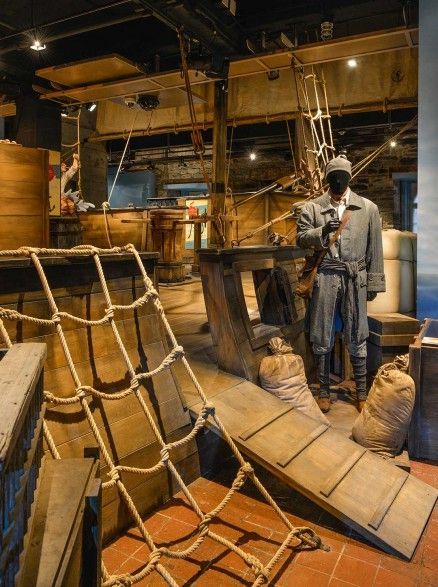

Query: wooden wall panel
0 264 199 540
0 144 49 250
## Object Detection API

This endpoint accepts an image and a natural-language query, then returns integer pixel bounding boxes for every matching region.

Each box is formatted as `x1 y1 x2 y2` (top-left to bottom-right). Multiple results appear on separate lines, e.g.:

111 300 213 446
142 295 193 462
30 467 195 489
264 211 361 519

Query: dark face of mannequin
327 170 350 198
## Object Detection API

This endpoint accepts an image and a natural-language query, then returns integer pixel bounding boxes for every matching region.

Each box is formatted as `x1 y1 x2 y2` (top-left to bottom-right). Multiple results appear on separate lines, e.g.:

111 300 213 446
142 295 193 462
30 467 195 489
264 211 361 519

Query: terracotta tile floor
103 458 438 586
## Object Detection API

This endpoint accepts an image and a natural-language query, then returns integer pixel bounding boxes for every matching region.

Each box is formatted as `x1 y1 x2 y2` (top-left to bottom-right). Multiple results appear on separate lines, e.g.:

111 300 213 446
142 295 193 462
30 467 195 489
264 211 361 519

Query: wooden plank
232 258 274 273
190 380 438 558
320 447 367 497
368 331 416 347
0 343 46 468
238 406 294 441
37 54 146 87
17 458 97 587
277 424 329 468
368 473 409 530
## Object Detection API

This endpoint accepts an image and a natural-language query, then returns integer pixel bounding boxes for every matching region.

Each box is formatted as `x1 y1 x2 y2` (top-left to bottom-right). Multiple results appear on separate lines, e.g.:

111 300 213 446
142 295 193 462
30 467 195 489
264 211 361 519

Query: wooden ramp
190 380 437 559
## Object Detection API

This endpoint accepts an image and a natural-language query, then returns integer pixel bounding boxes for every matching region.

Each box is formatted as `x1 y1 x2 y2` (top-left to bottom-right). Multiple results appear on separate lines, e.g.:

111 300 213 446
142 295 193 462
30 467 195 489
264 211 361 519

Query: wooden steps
16 457 100 587
190 380 437 559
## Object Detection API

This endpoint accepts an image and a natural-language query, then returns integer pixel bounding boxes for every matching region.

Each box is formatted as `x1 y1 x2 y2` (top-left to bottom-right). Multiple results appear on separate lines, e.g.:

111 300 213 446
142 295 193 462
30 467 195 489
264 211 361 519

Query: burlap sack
259 337 329 425
352 356 415 457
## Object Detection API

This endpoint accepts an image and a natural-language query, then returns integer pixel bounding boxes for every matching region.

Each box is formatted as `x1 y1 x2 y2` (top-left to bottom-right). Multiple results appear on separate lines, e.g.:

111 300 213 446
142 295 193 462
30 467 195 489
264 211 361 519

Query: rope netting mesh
0 244 323 586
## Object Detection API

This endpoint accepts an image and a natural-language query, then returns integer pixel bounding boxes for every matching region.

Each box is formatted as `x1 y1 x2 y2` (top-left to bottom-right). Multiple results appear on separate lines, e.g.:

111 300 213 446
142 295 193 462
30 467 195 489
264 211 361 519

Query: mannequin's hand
367 292 378 301
322 219 341 237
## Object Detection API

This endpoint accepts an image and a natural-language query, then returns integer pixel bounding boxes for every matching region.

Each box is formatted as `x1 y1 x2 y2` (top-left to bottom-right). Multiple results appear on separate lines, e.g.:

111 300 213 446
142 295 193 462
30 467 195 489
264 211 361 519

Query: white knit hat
325 154 352 178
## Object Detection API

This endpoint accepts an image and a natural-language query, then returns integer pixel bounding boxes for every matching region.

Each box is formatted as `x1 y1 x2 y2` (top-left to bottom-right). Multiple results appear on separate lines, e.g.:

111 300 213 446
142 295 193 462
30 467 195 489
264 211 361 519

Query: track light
347 58 358 68
30 39 46 51
87 102 97 112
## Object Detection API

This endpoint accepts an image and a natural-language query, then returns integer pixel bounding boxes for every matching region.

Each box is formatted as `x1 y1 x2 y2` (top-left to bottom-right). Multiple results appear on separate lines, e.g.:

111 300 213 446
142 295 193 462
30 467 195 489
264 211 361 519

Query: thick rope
0 244 323 586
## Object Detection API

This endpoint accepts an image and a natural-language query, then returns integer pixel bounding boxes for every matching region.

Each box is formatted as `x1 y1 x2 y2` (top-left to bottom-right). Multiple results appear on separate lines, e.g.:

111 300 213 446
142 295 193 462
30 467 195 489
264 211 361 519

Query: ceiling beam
87 98 417 142
39 26 417 106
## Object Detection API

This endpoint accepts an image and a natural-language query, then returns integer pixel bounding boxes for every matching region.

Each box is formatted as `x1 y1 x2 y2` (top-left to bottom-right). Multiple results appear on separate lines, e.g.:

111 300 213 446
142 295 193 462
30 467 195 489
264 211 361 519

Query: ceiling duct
137 0 245 56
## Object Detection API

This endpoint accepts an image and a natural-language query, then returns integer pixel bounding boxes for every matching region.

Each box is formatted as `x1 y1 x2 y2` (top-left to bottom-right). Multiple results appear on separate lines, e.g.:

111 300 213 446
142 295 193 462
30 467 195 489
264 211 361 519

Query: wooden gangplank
190 380 437 559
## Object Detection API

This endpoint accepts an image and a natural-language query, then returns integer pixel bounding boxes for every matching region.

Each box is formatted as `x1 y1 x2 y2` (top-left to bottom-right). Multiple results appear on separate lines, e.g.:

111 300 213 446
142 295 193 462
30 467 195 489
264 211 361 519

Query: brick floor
103 459 438 586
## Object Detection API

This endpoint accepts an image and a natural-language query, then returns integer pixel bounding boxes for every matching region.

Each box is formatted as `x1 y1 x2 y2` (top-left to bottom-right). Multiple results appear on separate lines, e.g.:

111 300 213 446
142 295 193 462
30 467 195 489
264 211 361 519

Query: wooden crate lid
368 313 421 335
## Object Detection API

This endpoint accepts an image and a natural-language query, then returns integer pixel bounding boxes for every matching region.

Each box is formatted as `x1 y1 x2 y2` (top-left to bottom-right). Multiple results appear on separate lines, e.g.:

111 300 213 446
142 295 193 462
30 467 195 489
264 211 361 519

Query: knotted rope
0 244 323 586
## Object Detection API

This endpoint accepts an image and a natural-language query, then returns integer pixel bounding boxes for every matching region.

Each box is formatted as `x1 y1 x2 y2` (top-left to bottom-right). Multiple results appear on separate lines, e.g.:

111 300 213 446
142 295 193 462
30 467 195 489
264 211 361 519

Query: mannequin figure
296 155 385 413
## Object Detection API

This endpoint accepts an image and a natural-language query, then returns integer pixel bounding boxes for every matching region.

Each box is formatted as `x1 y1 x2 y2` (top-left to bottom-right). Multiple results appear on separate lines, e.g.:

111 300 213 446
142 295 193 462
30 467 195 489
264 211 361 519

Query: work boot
317 352 331 413
350 355 367 412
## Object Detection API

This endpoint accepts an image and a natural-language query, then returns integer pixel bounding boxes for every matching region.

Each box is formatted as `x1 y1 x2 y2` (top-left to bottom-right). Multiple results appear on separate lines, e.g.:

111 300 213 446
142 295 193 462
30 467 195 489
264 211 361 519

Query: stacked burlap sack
259 337 329 425
352 355 415 457
367 229 416 314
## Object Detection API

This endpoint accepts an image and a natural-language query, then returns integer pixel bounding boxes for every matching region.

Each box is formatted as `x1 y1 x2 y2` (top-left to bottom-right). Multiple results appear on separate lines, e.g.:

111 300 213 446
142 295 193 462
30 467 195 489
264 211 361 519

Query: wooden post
193 222 202 273
210 80 228 247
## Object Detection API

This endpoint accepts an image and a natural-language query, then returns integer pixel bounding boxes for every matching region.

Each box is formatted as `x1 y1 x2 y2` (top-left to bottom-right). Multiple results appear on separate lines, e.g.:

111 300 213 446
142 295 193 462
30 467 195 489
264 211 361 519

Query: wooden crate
0 143 49 250
367 313 420 375
409 319 438 460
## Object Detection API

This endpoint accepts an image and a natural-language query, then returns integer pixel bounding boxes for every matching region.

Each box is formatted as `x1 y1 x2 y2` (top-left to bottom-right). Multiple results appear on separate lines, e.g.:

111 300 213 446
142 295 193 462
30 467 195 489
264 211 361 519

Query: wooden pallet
191 380 437 559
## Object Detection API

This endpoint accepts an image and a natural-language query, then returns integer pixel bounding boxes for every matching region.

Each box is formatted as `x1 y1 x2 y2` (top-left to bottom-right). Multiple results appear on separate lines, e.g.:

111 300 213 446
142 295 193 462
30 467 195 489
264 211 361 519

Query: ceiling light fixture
347 58 358 68
321 19 334 41
87 102 97 112
30 39 46 51
390 140 397 148
249 152 257 161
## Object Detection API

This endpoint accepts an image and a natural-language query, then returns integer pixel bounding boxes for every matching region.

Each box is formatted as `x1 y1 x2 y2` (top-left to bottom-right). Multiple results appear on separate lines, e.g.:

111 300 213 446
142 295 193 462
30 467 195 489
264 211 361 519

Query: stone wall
350 140 417 229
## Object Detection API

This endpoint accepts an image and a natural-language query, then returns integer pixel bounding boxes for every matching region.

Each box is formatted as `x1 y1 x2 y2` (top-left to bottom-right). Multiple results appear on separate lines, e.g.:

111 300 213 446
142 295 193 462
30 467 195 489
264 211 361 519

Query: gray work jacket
296 190 386 349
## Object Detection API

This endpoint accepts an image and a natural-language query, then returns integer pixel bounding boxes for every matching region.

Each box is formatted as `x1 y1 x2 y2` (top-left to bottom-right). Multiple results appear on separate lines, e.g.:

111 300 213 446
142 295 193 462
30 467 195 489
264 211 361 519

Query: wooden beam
87 98 417 142
210 81 228 247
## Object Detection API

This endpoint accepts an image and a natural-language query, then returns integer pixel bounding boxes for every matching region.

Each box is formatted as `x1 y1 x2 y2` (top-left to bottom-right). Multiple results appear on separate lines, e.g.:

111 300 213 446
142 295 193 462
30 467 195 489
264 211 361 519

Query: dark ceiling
0 0 418 85
0 0 418 157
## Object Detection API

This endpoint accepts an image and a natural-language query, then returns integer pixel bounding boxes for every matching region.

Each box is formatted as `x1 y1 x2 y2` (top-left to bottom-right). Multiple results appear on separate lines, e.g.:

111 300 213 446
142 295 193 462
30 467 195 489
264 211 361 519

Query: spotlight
249 152 257 161
390 140 397 148
87 102 97 112
30 39 46 51
347 58 358 68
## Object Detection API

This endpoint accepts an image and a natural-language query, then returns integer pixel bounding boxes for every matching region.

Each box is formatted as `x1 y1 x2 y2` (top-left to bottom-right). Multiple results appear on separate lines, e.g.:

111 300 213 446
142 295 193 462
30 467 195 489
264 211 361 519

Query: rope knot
105 307 115 320
44 391 56 403
172 345 185 359
102 201 111 210
242 462 254 475
115 574 132 586
198 513 212 534
108 468 121 482
130 376 140 391
160 445 171 462
202 402 215 418
18 246 39 257
246 554 269 582
51 312 61 324
76 385 90 398
149 548 163 567
293 527 323 550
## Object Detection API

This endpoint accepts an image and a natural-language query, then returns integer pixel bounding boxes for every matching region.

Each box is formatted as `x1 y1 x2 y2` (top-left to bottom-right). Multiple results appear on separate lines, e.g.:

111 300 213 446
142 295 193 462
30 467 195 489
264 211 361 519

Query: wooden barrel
49 217 84 248
0 143 49 250
149 208 185 263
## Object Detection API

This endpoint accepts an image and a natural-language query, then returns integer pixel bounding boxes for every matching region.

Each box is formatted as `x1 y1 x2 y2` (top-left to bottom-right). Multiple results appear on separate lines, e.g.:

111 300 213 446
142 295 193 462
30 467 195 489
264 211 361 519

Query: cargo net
0 244 322 586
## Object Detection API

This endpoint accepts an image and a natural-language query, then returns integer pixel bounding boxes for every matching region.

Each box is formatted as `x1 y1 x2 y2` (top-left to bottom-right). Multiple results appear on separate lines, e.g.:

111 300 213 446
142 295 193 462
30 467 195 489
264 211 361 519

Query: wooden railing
0 343 102 587
0 343 46 586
